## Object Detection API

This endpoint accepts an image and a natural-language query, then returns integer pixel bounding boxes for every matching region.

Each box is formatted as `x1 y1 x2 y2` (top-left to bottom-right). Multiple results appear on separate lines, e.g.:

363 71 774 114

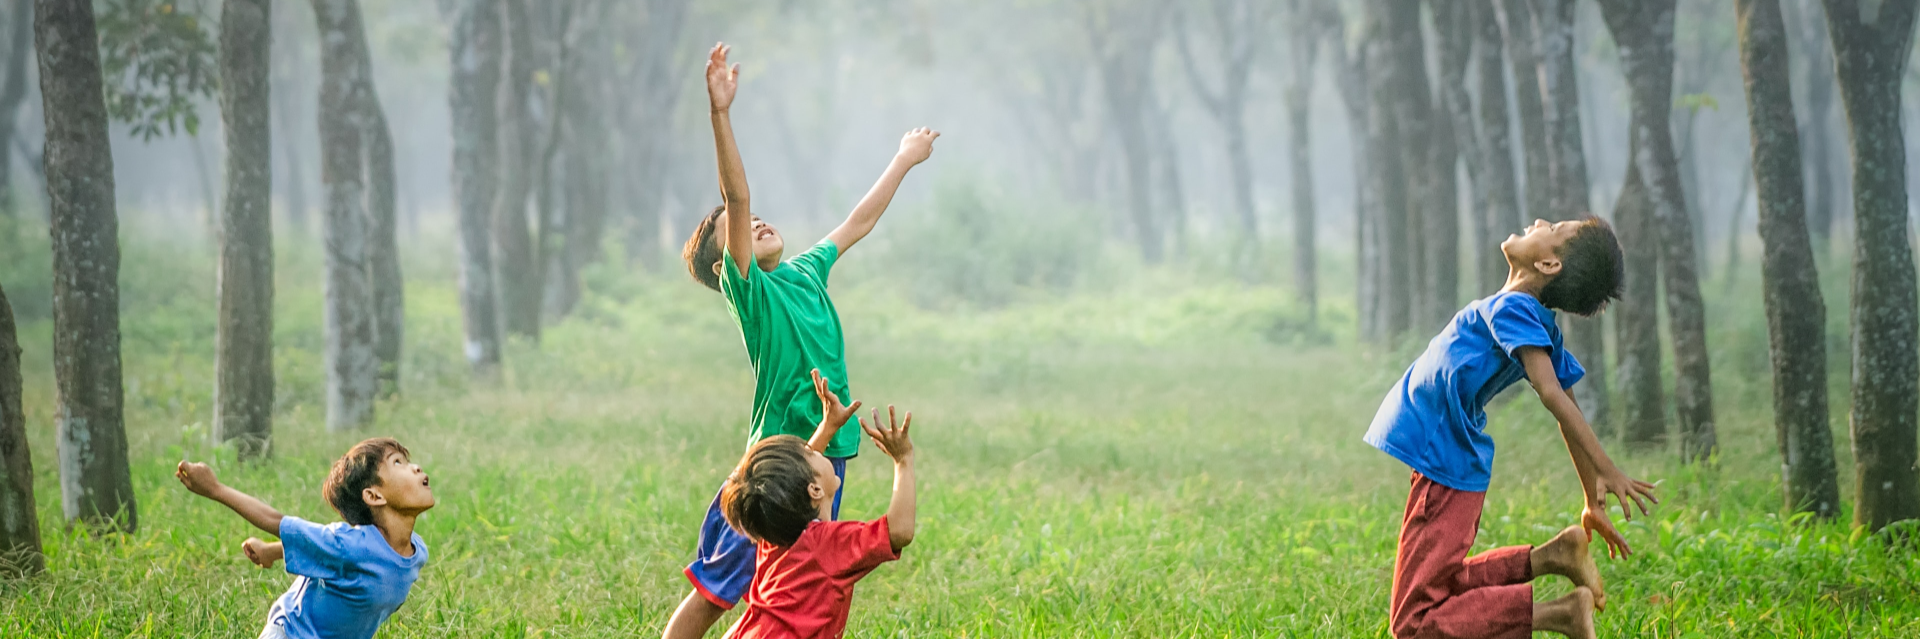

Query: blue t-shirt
266 516 428 639
1363 292 1585 492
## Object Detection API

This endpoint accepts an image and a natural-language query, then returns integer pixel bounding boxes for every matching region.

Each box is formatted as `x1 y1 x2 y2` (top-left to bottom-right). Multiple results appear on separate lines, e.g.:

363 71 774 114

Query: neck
369 507 420 557
1500 264 1549 299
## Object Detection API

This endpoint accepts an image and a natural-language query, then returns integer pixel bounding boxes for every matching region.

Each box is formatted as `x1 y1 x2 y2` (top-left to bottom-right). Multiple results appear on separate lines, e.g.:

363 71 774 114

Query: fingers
901 411 913 437
888 404 898 429
845 399 862 414
1628 490 1652 516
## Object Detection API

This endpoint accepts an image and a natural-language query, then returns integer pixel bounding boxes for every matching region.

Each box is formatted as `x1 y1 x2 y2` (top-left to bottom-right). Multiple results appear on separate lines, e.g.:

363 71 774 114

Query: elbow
890 529 915 551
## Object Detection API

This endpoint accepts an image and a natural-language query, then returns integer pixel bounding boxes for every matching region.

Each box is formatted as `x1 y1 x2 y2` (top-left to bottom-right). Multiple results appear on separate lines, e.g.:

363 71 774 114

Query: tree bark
1493 0 1550 222
1472 1 1523 295
1282 0 1318 319
37 0 136 533
1174 0 1258 268
1599 0 1716 459
0 282 43 575
1825 0 1920 532
1424 0 1465 330
1322 3 1377 341
0 0 34 218
214 0 274 459
1788 0 1839 250
339 16 401 398
1088 5 1167 264
1737 0 1838 519
1612 148 1667 448
442 0 502 373
1535 0 1612 436
1364 0 1421 342
311 0 377 431
493 0 540 338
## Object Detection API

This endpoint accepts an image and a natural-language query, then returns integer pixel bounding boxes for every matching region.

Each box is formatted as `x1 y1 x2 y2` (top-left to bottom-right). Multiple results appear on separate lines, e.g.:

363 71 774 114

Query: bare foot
1533 526 1605 611
1532 586 1597 639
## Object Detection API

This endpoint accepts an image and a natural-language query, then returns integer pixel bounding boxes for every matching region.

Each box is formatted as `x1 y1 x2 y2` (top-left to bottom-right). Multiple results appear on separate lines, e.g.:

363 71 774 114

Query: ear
362 485 389 509
807 481 825 502
1534 256 1563 277
712 260 725 278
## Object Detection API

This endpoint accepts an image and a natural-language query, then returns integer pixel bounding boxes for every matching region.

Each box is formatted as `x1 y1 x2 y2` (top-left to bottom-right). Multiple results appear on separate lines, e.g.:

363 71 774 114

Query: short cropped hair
682 205 727 292
323 438 410 526
719 435 818 547
1539 216 1624 317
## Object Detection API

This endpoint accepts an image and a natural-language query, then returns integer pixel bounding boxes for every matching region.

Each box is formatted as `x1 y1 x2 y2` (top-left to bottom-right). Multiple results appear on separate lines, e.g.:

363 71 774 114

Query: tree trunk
1283 3 1317 319
1146 94 1187 260
1092 25 1164 264
1324 4 1377 341
269 2 310 234
1613 149 1667 448
1535 0 1612 437
0 0 34 218
442 0 502 373
1472 1 1523 295
493 0 540 339
1494 0 1550 222
0 282 43 575
1173 0 1257 267
1364 0 1421 342
344 21 401 398
1424 0 1466 330
1737 0 1838 519
36 0 136 533
1825 0 1920 532
214 0 274 459
1789 0 1839 250
1599 0 1716 459
312 0 377 431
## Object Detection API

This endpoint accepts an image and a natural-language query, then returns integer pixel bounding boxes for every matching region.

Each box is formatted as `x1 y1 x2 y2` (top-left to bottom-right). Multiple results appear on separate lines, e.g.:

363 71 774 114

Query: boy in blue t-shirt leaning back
176 438 433 639
1365 218 1658 639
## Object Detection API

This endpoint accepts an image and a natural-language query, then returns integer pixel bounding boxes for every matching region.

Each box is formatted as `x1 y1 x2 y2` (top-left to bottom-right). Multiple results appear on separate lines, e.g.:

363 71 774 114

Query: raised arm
860 406 916 552
807 369 862 452
1519 347 1658 559
707 43 753 278
825 128 940 255
176 461 285 536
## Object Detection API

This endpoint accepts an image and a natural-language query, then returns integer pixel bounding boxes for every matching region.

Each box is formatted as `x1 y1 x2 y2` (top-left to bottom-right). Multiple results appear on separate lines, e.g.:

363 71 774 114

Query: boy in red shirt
718 371 916 639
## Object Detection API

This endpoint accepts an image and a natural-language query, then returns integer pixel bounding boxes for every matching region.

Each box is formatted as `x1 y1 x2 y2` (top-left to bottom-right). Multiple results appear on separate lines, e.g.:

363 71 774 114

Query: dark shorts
683 456 848 608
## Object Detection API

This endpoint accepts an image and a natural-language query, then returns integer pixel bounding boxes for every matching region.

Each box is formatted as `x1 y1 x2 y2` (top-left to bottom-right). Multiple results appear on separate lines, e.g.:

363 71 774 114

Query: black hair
682 205 728 292
1539 216 1624 317
323 438 410 526
719 435 819 547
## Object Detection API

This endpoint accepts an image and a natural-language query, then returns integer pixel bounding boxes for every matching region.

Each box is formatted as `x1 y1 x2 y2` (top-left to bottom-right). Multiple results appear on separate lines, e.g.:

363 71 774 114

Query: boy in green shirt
662 42 939 639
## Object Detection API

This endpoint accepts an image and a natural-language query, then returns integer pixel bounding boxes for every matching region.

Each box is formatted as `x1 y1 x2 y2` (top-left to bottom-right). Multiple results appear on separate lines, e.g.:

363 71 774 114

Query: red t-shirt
726 517 902 639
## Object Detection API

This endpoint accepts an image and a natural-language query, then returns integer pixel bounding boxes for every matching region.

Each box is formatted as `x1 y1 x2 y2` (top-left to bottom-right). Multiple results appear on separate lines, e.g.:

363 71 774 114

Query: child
719 370 915 639
665 41 937 638
175 438 434 639
1364 218 1658 639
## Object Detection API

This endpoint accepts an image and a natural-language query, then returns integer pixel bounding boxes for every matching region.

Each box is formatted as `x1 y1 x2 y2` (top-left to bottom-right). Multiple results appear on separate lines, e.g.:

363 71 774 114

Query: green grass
1 223 1916 638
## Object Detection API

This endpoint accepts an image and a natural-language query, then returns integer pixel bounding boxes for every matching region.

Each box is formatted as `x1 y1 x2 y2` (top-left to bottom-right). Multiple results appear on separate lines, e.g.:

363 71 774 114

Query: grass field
1 225 1917 638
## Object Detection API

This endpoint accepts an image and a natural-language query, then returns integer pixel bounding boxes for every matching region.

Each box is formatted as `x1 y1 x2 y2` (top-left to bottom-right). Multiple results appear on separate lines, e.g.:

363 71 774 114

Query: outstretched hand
812 368 861 432
860 405 914 463
1584 470 1657 559
175 461 223 498
705 42 739 112
896 127 941 166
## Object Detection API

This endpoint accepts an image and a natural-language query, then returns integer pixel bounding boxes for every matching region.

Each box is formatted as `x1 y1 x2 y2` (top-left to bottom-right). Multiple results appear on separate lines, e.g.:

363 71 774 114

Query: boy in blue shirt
176 438 433 639
1365 218 1658 639
663 42 939 639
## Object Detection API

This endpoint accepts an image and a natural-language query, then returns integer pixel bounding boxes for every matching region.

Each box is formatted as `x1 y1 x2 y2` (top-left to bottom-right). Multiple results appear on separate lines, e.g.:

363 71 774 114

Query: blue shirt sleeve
786 240 839 287
1554 345 1586 389
279 516 351 581
1488 294 1584 389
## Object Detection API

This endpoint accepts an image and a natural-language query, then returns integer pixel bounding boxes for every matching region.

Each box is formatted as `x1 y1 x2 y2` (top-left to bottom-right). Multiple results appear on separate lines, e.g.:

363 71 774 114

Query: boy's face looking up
367 452 435 515
1501 218 1580 278
710 209 785 274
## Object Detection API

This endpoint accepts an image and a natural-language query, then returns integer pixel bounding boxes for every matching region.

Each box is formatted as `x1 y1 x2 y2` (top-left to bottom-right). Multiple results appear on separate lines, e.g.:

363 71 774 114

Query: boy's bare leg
1532 586 1597 639
662 591 726 639
1530 525 1605 610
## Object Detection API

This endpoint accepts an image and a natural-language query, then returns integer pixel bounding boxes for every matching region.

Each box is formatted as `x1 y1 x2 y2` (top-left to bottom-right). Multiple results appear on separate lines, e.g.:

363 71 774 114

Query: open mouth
756 228 775 241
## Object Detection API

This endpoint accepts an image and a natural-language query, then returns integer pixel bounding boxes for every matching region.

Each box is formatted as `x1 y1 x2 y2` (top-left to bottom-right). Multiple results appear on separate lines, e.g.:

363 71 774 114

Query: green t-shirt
719 240 861 458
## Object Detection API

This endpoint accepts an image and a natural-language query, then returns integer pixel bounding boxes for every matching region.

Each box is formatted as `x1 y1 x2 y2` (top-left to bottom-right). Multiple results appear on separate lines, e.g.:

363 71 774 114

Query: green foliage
877 177 1091 310
96 0 218 140
1676 91 1720 114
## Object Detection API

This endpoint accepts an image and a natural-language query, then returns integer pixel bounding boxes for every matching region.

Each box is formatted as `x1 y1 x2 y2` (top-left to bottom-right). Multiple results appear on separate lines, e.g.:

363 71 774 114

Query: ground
0 231 1915 638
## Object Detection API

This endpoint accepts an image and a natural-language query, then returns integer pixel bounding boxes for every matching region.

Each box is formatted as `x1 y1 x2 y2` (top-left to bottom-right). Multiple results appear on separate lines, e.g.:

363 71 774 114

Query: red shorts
1390 472 1534 639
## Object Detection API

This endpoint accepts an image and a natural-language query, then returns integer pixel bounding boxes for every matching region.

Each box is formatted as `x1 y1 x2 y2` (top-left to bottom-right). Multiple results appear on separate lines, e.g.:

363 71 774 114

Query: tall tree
1085 0 1171 264
1825 0 1920 532
1318 1 1377 341
492 0 540 339
1787 0 1841 249
1612 141 1667 448
0 0 32 218
1362 0 1423 342
269 3 310 234
1493 0 1550 222
1471 0 1523 295
37 0 136 532
1737 0 1838 519
1281 0 1319 318
1597 0 1716 459
1173 0 1261 269
0 282 42 575
343 9 400 397
441 0 502 373
213 0 274 459
311 0 376 430
615 0 691 268
1420 0 1463 330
